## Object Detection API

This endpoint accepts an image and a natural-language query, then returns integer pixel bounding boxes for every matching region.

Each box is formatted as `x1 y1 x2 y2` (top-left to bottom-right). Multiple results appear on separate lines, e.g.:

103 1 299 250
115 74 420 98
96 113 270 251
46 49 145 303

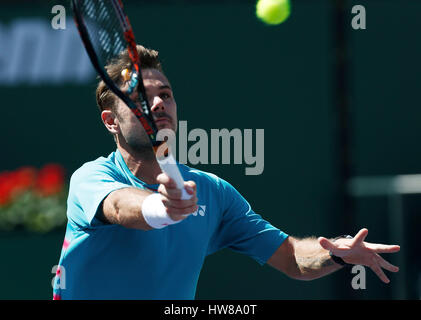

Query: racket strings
78 0 128 69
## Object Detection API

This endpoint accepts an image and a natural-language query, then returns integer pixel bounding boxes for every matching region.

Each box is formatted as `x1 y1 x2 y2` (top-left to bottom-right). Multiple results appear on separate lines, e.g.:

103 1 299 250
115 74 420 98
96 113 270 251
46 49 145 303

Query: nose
150 96 165 112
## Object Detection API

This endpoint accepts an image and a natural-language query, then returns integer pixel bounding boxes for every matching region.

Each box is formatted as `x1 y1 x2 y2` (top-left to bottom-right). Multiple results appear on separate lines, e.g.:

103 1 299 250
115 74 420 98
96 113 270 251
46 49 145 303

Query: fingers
157 173 177 193
167 204 199 221
157 173 197 199
318 237 336 251
157 173 198 221
370 262 390 284
351 228 400 254
376 253 399 273
184 180 196 196
318 237 350 256
161 196 198 210
366 243 400 254
318 237 348 255
366 253 399 283
352 228 368 246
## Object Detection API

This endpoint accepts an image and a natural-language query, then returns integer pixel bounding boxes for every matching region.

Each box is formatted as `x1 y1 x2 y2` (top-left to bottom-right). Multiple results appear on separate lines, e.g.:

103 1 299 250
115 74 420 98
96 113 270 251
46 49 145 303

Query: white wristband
141 193 180 229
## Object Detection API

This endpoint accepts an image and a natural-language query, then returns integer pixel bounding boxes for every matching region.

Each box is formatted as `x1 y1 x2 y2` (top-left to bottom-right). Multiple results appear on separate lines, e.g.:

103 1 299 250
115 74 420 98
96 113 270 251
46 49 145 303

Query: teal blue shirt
53 150 288 300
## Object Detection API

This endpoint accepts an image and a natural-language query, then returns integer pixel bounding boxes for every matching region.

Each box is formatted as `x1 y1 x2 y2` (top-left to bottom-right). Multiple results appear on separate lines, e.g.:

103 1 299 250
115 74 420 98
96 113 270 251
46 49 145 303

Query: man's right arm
97 173 198 231
99 187 154 230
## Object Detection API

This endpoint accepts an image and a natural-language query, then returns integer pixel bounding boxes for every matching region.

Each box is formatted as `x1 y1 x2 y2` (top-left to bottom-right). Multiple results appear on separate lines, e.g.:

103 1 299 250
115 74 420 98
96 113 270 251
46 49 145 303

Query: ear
101 110 120 135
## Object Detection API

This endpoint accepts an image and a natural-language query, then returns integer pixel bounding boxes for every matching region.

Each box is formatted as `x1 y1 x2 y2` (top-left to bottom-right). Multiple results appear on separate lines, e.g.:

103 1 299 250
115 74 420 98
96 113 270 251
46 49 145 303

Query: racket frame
71 0 158 144
71 0 190 199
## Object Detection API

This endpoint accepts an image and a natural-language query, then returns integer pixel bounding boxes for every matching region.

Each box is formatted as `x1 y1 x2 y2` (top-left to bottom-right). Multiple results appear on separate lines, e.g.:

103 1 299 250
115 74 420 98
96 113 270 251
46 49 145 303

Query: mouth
154 117 172 128
155 117 170 124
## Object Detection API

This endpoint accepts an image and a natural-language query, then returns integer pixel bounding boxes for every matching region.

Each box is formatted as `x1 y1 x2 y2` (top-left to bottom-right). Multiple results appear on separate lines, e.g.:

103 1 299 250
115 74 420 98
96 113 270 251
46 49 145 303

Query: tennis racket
71 0 190 199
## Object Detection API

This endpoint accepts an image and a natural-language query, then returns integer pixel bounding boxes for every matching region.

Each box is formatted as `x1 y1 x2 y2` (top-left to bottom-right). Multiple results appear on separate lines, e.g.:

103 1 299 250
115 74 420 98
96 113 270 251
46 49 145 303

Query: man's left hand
318 228 400 283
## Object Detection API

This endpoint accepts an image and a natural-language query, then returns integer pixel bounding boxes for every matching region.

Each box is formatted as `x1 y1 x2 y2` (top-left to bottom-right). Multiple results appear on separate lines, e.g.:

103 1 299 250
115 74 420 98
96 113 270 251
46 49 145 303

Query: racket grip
157 152 192 200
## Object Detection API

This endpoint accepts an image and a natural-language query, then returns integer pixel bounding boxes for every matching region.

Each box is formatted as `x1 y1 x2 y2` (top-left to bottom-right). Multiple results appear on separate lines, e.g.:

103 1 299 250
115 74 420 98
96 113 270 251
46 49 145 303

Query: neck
117 145 162 185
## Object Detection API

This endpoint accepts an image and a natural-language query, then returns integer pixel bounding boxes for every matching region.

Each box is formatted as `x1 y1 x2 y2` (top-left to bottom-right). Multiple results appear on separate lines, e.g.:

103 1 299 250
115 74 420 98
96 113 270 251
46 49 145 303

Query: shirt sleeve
66 160 132 229
207 178 289 265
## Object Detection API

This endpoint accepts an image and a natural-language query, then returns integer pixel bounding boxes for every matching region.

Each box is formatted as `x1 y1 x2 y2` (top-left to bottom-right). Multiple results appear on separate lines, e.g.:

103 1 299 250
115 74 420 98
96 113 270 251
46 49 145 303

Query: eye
160 92 171 100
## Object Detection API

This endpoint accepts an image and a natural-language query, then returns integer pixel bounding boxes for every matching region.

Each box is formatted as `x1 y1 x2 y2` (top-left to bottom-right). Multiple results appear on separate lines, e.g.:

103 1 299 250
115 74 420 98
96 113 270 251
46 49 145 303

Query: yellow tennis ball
256 0 291 25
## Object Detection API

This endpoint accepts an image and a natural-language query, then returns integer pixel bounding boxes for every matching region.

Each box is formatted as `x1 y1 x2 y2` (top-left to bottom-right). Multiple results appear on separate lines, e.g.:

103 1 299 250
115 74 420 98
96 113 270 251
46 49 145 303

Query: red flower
0 164 66 204
0 167 36 206
14 167 37 193
0 171 14 206
35 164 65 196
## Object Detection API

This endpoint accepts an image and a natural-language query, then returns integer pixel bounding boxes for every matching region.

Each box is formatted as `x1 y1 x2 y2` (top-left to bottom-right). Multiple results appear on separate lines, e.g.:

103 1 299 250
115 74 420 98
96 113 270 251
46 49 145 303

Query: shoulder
70 152 122 184
178 164 228 188
177 164 240 203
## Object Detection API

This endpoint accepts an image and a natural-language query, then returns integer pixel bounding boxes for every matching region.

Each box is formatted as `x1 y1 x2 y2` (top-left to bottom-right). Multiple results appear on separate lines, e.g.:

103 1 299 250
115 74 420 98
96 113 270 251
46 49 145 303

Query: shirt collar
114 149 159 192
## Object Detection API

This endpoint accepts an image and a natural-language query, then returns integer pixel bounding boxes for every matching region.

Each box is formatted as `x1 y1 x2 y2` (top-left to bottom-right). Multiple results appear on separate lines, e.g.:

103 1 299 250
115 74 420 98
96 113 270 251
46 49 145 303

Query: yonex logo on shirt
192 205 206 217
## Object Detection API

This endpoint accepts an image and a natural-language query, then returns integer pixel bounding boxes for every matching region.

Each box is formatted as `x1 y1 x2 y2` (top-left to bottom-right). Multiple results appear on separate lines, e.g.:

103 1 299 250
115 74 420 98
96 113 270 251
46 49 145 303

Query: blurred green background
0 0 420 299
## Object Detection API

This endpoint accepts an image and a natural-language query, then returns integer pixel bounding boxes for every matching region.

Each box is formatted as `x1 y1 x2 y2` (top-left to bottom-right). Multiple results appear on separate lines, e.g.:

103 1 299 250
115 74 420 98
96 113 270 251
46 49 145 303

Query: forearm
292 237 343 281
269 231 400 283
100 187 153 231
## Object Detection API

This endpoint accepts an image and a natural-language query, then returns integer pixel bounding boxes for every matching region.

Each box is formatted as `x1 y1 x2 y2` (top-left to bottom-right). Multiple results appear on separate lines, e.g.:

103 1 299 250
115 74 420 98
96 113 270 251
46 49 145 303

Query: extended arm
267 228 400 283
267 236 342 281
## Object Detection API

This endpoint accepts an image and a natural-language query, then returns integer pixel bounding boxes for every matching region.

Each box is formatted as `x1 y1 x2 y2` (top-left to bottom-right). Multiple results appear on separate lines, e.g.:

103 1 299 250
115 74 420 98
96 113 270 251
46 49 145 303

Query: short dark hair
95 45 163 113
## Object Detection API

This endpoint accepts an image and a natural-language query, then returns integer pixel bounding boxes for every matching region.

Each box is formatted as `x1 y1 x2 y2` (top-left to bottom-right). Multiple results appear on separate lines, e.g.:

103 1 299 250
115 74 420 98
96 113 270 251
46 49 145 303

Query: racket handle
157 152 192 200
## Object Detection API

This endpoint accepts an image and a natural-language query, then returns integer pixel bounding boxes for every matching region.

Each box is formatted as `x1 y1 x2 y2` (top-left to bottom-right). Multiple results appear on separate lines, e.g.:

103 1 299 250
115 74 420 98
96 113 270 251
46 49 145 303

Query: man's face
114 68 178 152
142 68 178 132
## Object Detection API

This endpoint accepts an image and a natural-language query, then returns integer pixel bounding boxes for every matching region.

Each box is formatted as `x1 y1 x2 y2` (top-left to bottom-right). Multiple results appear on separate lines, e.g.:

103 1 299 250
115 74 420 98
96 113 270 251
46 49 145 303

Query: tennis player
52 46 400 300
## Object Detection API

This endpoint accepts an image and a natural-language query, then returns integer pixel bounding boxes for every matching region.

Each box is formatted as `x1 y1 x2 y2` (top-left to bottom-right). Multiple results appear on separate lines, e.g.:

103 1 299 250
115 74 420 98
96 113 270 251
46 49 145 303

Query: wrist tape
141 193 181 229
